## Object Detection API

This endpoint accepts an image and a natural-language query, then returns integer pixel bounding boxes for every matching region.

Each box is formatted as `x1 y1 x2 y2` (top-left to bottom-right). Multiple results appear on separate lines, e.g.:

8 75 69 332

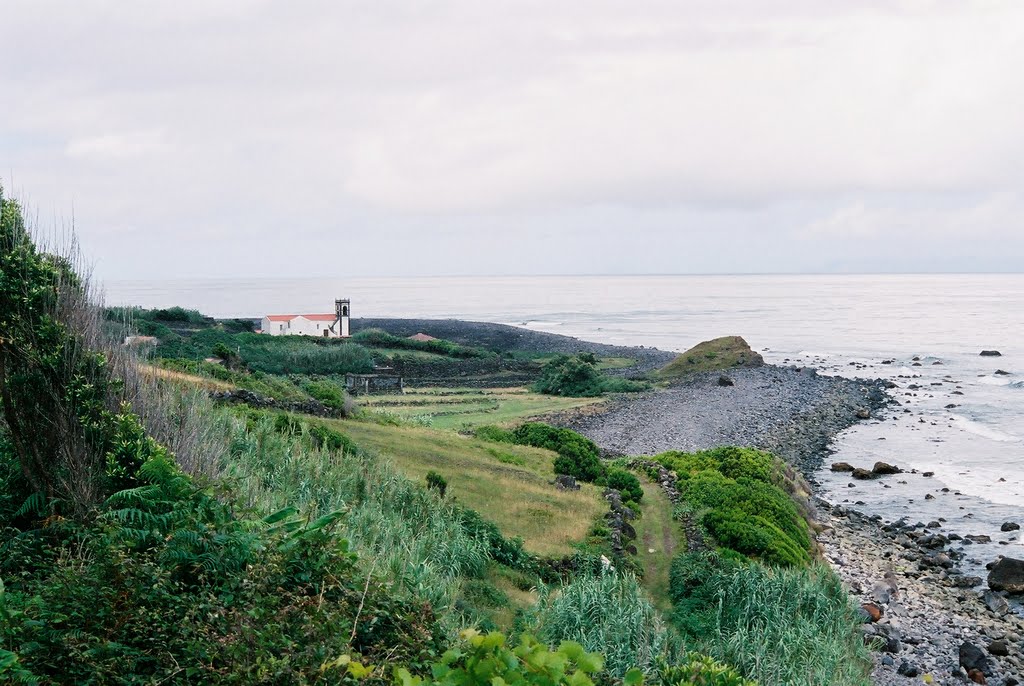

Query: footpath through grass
360 387 604 430
633 475 687 612
330 417 606 557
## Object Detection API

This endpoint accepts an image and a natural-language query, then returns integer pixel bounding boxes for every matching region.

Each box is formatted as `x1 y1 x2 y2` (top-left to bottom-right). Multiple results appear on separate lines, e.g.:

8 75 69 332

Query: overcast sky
2 0 1023 279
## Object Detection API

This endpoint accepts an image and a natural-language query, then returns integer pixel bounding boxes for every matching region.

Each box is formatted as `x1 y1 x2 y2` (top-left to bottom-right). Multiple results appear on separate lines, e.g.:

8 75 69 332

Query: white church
261 299 351 338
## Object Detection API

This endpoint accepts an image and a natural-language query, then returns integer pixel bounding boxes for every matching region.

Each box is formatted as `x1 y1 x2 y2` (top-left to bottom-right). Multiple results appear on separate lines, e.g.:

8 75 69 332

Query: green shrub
668 552 870 686
511 423 605 483
655 447 781 487
601 377 650 393
655 447 811 567
474 425 515 443
308 423 356 453
606 468 644 503
533 354 648 397
426 470 448 497
657 654 755 686
301 377 349 412
533 354 606 397
681 470 810 566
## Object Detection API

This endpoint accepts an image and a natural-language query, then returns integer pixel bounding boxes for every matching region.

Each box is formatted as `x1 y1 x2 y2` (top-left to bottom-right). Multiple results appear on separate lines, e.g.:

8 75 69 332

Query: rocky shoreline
558 363 1022 685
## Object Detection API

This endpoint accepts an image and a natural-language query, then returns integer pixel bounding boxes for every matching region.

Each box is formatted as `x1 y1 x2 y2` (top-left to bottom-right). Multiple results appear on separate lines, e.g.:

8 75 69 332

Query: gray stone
988 556 1024 593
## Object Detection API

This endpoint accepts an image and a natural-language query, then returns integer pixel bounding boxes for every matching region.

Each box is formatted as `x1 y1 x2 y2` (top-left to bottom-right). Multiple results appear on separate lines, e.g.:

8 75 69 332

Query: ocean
106 273 1024 567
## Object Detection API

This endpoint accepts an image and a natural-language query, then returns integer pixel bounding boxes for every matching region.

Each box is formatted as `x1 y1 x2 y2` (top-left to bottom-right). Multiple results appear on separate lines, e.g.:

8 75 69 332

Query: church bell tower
335 298 351 338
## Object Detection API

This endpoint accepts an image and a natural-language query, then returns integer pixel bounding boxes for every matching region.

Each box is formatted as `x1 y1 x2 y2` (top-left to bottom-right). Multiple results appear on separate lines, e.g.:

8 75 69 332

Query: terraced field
358 387 605 430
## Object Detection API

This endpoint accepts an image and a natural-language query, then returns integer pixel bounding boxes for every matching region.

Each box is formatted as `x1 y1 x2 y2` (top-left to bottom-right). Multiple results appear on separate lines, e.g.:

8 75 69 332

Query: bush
681 470 810 566
511 423 605 483
301 377 349 412
426 470 448 497
308 423 356 453
668 552 871 686
533 354 648 397
606 468 643 503
474 425 515 443
657 654 755 686
533 354 606 397
655 447 782 488
655 447 811 566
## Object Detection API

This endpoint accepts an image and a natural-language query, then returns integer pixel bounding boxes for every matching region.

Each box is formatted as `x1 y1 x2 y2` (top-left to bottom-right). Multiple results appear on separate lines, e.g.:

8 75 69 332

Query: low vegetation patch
534 353 648 397
669 552 871 686
655 336 763 380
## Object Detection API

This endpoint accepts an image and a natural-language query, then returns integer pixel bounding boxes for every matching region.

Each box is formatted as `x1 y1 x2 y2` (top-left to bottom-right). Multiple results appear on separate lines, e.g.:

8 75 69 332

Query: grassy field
633 475 687 611
328 417 607 557
139 364 235 391
359 387 604 430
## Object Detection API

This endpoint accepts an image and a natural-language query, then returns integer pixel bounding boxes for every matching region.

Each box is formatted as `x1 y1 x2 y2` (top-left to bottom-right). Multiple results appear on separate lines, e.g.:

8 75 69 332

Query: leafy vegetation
654 336 763 380
511 422 606 484
668 552 870 686
651 447 810 566
534 353 648 397
532 571 681 677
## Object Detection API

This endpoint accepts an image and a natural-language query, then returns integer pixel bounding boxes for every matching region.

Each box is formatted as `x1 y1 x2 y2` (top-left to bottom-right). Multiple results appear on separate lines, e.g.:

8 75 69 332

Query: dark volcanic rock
982 590 1009 615
979 350 1002 357
855 407 871 419
717 374 735 387
553 475 580 491
872 461 901 475
960 641 992 676
987 556 1024 593
1002 521 1021 532
831 462 855 472
851 468 875 480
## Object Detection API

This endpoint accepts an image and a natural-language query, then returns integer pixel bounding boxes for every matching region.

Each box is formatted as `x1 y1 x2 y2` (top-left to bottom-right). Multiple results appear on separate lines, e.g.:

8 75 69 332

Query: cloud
1 0 1022 278
65 131 171 161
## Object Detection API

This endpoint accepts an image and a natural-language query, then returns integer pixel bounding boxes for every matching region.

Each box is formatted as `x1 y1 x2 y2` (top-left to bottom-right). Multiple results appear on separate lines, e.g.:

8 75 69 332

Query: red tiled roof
264 313 337 322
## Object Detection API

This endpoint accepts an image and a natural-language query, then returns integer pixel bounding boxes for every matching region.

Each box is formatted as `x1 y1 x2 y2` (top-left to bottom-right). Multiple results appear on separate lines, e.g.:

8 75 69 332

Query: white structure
262 299 351 338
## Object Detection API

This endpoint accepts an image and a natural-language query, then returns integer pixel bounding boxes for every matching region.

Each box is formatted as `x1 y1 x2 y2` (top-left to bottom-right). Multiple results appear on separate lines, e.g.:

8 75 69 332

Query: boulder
855 408 871 419
988 640 1009 657
872 462 901 475
831 462 855 472
1001 521 1021 532
982 590 1009 615
968 669 987 685
717 374 735 387
960 641 992 676
988 556 1024 593
897 661 920 678
994 369 1011 376
979 350 1002 357
554 475 580 491
851 468 875 480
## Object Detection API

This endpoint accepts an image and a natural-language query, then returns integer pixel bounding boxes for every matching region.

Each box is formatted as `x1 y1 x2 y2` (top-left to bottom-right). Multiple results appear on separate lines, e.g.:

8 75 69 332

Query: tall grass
672 554 872 686
219 416 491 625
531 571 682 677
